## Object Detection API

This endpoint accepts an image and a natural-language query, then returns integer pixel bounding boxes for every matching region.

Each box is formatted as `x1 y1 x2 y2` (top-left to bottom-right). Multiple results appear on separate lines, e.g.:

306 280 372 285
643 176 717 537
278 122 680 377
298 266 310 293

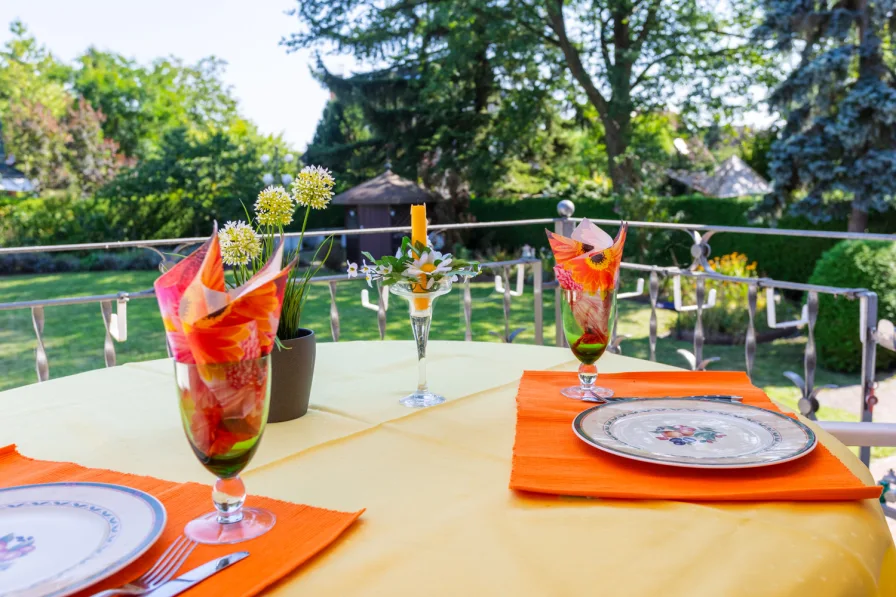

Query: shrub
808 241 896 373
0 192 113 246
0 249 161 275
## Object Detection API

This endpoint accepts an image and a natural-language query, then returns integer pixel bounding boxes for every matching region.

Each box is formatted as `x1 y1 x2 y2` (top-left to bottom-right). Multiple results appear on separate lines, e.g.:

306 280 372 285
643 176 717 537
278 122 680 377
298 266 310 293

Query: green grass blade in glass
561 289 617 402
175 355 276 544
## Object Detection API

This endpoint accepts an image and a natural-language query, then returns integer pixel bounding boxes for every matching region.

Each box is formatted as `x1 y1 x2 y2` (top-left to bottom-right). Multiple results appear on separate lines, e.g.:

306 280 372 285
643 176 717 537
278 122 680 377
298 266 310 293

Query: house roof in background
0 163 35 193
332 170 439 205
667 156 770 198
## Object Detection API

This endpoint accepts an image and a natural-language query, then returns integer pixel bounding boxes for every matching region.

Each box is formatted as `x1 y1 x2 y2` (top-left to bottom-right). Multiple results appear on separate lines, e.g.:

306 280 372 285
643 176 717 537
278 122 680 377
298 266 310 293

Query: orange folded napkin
154 227 294 365
0 446 363 596
510 371 882 502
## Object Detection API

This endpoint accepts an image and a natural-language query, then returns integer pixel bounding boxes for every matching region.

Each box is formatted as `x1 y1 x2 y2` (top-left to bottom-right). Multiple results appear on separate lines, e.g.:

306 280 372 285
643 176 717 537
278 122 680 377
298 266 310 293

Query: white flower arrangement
219 164 336 340
346 238 480 289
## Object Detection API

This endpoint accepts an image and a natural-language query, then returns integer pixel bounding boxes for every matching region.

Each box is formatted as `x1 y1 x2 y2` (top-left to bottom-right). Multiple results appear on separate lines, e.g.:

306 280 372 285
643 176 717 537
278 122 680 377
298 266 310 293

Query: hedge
808 241 896 373
468 195 896 284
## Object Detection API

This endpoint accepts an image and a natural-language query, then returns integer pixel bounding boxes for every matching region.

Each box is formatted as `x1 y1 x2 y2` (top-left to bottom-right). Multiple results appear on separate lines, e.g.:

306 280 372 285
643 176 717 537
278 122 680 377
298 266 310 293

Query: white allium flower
292 165 335 210
218 221 262 266
254 185 295 226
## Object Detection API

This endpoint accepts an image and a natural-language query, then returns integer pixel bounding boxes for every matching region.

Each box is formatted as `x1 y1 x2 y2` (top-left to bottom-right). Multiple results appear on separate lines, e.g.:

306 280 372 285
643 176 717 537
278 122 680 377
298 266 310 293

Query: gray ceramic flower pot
268 329 316 423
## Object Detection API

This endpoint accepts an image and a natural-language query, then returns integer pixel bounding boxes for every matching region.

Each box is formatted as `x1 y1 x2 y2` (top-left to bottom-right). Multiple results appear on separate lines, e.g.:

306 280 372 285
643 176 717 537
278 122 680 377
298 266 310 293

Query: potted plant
218 165 335 422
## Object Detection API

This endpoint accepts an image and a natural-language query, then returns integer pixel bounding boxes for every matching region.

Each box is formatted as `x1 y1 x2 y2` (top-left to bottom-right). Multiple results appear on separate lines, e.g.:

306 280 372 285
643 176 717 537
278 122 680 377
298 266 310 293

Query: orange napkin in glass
0 446 363 597
154 226 294 364
510 371 882 502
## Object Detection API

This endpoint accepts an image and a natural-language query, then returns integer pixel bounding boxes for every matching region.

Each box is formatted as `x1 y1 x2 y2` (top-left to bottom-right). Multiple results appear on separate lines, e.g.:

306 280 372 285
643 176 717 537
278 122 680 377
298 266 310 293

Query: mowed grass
0 271 871 433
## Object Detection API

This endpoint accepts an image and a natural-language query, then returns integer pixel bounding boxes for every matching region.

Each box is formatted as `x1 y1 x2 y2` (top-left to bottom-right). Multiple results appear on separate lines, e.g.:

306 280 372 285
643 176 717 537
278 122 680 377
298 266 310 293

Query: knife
609 395 743 403
143 551 249 597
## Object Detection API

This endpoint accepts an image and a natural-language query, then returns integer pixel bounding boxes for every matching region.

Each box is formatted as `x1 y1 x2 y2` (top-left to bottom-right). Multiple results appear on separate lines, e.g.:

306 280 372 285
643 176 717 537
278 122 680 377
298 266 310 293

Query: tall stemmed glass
390 279 453 407
174 355 274 544
560 288 617 401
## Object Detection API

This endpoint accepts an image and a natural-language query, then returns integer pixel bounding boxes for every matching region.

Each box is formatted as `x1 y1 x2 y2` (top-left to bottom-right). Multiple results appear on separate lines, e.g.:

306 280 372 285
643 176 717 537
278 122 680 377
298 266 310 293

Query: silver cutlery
142 551 250 597
90 535 198 597
610 395 743 403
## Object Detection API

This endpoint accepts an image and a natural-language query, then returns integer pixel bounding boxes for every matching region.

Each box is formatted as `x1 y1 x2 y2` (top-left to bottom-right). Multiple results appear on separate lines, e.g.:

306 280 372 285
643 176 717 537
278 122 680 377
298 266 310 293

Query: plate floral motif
0 533 36 571
653 424 725 446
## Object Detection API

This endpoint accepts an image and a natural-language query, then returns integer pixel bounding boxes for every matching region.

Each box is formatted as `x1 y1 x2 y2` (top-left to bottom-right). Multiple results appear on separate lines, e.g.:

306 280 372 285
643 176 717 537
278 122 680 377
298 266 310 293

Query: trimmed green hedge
469 195 896 284
808 241 896 373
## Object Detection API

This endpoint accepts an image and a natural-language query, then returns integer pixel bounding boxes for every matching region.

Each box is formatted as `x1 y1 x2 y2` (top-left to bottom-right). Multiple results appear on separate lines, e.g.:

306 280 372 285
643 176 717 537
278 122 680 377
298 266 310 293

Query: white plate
573 398 817 469
0 482 166 597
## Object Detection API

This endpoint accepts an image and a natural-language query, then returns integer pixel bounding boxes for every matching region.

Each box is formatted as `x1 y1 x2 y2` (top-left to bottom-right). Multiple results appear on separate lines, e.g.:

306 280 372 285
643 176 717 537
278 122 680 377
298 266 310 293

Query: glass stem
212 476 246 524
578 363 597 392
410 309 432 394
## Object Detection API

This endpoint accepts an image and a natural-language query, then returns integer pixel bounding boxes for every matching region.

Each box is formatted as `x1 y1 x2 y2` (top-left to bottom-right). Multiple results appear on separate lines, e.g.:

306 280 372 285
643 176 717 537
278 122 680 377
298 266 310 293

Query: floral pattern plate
0 482 166 597
572 398 817 469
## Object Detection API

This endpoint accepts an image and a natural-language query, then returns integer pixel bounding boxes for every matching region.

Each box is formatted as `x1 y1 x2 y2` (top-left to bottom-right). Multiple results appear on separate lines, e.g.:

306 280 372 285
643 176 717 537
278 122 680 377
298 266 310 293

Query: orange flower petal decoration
155 227 295 366
545 229 596 265
562 223 627 296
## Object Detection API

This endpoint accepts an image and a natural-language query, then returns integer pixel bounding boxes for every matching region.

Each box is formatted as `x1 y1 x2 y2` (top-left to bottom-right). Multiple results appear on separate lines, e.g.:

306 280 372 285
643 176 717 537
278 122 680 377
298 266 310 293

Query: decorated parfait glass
174 355 274 544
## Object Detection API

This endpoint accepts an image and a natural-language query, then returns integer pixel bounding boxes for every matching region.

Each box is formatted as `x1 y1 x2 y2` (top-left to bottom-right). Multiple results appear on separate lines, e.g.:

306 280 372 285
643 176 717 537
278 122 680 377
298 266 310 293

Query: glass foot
560 385 614 403
184 507 276 545
400 391 446 408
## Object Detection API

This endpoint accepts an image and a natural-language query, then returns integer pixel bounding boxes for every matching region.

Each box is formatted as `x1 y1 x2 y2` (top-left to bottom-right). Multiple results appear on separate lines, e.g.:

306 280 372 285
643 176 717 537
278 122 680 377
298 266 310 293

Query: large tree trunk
546 0 639 194
603 118 637 191
848 205 869 232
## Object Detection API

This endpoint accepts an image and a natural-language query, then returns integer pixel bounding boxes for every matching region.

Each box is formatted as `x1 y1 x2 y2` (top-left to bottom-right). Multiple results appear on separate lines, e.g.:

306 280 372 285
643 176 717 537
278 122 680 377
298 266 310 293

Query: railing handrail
1 217 893 255
0 257 872 312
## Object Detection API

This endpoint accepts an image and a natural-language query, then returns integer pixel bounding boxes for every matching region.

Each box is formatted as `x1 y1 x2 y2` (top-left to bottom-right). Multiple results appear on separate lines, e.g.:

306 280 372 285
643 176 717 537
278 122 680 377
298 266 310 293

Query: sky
0 0 355 150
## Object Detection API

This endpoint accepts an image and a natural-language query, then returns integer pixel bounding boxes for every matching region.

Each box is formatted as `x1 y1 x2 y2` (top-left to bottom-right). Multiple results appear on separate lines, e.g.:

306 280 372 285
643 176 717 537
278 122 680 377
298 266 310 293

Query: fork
90 535 198 596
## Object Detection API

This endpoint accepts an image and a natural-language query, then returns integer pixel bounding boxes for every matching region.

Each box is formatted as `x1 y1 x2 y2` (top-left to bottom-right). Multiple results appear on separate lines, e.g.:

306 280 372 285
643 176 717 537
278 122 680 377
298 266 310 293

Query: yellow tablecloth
1 341 894 597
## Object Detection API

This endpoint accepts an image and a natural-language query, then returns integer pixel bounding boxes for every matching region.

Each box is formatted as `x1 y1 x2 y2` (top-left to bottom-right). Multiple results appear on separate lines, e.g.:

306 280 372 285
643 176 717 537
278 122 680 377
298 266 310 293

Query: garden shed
333 168 439 260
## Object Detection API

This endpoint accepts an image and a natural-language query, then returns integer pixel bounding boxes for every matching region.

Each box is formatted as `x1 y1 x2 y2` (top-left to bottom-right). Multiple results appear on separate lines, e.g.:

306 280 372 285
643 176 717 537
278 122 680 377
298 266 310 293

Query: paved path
818 374 896 423
824 375 896 537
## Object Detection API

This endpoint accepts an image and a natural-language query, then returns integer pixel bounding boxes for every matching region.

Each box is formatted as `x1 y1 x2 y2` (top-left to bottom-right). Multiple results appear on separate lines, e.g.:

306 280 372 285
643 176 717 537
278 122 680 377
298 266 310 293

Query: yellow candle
410 204 429 310
411 204 427 249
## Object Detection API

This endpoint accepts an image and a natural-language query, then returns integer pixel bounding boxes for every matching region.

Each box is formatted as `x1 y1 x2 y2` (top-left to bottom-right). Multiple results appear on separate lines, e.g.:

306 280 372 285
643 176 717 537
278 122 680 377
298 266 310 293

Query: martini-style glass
389 279 453 407
561 288 617 402
174 355 274 544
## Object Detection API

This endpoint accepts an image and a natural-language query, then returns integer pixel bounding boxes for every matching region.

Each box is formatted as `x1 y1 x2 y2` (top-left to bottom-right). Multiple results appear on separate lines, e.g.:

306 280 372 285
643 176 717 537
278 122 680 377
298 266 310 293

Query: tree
97 127 288 239
303 97 379 192
63 98 129 194
5 99 73 189
3 97 128 193
73 50 241 157
0 21 71 118
289 0 770 193
755 0 896 232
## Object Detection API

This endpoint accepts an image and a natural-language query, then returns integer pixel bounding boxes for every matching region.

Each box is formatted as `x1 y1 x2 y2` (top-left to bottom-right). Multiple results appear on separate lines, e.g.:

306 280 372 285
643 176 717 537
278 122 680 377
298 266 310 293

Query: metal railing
2 201 895 467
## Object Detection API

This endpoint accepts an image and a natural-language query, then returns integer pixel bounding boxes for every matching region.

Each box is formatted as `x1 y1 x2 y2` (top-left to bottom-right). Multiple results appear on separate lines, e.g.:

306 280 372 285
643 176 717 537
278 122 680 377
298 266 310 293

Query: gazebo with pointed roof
333 168 440 260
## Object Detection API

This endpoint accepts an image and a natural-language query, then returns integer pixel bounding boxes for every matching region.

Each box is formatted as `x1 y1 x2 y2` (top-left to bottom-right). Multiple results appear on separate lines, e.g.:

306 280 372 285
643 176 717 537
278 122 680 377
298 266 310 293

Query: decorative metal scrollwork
687 230 717 271
877 319 896 352
676 349 720 371
328 281 340 342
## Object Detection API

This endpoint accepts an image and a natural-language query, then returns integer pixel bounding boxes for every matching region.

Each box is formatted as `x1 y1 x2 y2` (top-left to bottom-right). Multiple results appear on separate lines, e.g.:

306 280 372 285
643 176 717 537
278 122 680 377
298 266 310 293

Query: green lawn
0 271 870 428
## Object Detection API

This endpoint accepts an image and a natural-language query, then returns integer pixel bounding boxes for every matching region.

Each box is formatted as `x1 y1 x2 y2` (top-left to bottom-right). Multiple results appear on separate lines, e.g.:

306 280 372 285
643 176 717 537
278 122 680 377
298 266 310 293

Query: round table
1 341 894 597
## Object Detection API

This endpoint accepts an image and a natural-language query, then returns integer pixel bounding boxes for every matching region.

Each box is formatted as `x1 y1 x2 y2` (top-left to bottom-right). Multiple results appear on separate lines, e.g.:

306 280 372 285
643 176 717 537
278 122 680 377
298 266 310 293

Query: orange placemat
510 371 882 502
0 445 364 596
